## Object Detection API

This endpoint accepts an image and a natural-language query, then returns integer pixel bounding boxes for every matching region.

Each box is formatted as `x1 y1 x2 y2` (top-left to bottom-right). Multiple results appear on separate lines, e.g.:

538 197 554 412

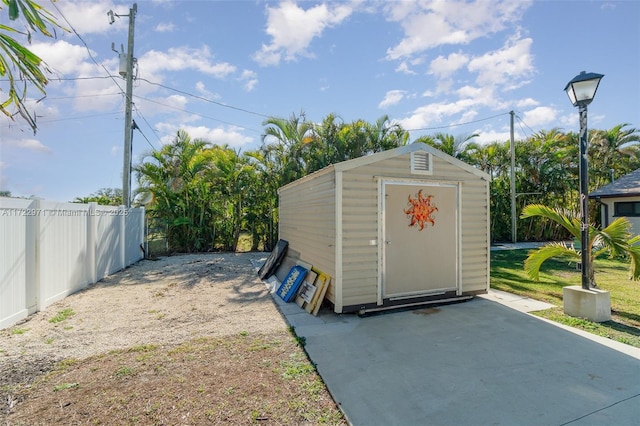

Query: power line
137 78 272 119
132 118 157 152
404 112 511 132
48 1 125 95
514 113 536 139
133 107 162 148
133 94 262 133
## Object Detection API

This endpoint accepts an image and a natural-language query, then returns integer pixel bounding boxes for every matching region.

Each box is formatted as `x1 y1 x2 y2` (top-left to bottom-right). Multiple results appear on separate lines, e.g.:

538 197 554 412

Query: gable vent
411 151 432 175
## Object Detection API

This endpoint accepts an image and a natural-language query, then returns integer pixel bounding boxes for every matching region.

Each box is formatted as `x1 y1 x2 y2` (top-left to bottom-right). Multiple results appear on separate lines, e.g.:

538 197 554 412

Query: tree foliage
520 204 640 286
131 115 639 253
1 0 66 132
73 188 122 206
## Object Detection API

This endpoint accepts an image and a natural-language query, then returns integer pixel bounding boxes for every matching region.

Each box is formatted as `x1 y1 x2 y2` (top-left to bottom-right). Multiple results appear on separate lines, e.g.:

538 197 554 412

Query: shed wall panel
339 152 489 306
278 172 337 302
278 145 490 312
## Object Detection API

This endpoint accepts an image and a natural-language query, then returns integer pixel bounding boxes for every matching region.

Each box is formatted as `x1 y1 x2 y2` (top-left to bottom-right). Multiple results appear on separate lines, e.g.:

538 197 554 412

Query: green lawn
491 249 640 348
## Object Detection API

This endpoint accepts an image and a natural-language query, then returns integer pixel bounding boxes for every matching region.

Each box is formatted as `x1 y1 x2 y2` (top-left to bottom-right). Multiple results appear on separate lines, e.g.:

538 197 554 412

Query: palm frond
524 242 580 281
520 204 581 240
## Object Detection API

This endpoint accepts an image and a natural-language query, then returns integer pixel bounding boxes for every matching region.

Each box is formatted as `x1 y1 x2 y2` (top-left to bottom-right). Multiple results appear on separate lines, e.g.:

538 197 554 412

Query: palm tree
414 132 479 162
520 204 640 287
1 0 66 132
261 112 314 185
590 124 640 188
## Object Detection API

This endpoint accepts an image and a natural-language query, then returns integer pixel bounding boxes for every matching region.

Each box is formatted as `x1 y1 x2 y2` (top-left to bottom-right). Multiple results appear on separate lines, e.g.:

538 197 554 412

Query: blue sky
1 0 639 202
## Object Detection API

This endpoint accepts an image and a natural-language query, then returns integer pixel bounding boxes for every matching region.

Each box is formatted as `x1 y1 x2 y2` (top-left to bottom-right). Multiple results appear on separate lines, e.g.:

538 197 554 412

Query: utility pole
109 3 137 208
510 110 516 243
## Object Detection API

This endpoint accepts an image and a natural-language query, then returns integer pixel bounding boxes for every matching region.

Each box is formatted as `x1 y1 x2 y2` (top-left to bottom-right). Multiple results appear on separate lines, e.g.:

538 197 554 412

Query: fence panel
37 200 94 310
125 207 145 265
0 198 145 329
95 205 125 280
0 198 34 328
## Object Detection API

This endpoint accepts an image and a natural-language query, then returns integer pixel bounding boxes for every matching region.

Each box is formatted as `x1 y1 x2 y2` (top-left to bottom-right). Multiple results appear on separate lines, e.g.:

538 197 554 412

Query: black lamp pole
578 102 590 289
564 71 604 290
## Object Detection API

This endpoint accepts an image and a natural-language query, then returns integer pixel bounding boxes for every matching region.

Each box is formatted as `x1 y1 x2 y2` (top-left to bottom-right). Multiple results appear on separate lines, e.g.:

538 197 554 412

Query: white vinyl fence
1 197 145 329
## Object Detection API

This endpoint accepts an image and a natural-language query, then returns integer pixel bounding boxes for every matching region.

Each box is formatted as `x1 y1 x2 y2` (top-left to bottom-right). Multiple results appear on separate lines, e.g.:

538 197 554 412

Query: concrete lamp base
563 285 611 322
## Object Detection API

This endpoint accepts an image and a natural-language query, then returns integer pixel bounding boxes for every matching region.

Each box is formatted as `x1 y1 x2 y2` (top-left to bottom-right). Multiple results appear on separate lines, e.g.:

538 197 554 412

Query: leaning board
276 265 308 302
305 268 331 315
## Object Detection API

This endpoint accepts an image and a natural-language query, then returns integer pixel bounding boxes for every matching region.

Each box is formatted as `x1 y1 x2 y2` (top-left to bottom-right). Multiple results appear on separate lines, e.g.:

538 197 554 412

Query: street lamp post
564 71 604 290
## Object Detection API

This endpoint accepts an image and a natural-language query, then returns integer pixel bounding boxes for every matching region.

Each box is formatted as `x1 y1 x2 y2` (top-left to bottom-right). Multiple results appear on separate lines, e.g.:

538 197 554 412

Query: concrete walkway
260 264 640 425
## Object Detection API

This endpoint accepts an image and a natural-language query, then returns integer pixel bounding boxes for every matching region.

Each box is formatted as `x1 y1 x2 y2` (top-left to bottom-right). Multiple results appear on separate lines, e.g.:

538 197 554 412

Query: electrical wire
137 78 272 119
514 114 535 140
404 112 510 132
48 1 125 96
133 94 262 133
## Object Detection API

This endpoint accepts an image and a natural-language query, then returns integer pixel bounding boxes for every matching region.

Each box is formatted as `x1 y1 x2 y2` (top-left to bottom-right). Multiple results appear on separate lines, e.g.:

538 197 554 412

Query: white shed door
382 182 459 299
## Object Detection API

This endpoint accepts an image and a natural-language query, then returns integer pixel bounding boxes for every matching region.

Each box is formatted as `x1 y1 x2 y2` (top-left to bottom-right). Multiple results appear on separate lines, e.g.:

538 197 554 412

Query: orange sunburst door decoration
404 189 438 231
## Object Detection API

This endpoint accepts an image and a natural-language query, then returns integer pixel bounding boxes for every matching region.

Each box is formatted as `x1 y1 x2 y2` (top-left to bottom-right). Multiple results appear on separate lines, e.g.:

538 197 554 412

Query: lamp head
564 71 604 107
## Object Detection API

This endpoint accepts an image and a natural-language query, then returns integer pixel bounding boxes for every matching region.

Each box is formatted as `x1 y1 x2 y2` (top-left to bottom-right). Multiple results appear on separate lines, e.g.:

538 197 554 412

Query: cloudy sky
1 0 639 202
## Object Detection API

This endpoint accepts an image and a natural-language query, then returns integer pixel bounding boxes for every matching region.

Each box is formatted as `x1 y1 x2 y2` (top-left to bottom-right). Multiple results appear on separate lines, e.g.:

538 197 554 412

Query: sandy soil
0 252 341 424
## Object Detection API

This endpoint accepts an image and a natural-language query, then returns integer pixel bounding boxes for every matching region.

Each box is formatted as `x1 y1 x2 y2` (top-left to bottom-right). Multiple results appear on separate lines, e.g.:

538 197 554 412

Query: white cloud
1 137 52 154
156 123 254 148
239 70 258 92
429 52 469 79
194 81 215 99
468 36 535 89
520 106 558 128
31 40 92 76
253 1 354 66
135 94 190 119
385 0 532 60
55 1 121 36
398 98 479 131
155 22 175 32
378 90 406 109
139 46 236 79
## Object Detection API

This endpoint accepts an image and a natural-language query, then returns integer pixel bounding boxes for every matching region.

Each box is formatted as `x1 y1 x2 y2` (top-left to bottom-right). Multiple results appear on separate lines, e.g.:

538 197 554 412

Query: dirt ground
0 253 345 425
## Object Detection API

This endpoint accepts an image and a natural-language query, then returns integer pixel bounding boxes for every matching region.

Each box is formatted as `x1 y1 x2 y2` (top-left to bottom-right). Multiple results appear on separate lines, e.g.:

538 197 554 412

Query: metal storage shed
277 143 491 314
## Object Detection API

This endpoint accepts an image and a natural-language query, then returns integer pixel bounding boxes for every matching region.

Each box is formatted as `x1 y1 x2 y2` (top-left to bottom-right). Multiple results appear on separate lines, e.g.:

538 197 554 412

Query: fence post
140 206 146 259
119 205 126 270
88 202 97 284
28 198 41 313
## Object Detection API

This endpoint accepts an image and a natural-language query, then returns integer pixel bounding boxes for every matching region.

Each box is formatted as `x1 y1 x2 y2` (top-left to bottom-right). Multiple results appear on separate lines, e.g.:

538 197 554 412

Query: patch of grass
53 382 79 391
491 249 640 348
49 308 75 324
114 366 135 378
129 344 158 353
288 326 306 347
10 327 29 335
279 353 315 380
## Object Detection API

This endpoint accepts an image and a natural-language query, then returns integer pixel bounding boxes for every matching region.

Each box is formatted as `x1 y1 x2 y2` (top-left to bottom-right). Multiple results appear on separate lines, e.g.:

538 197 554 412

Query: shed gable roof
278 142 490 194
333 142 490 180
590 168 640 198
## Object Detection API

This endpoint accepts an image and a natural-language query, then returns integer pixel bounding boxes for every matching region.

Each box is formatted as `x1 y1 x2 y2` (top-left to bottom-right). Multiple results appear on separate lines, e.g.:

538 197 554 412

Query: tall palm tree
414 132 479 162
521 204 640 287
261 112 314 185
590 124 640 188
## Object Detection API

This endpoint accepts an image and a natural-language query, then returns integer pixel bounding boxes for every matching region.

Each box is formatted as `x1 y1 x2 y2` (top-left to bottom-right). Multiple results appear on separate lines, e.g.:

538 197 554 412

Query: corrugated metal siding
278 171 337 301
278 146 489 312
339 152 489 306
340 167 380 307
